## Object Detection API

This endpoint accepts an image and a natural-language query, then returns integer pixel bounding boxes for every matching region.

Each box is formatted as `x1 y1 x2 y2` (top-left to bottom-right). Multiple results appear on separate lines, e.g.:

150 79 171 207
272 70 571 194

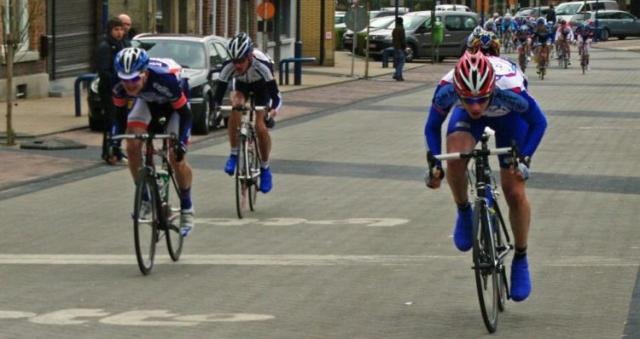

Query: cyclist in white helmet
212 32 282 194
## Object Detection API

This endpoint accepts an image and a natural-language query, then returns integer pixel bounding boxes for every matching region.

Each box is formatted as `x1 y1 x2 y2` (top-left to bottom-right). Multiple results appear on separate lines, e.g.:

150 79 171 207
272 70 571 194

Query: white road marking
0 311 37 319
0 254 460 266
0 309 275 326
195 217 410 227
30 309 110 325
99 310 198 327
0 254 635 267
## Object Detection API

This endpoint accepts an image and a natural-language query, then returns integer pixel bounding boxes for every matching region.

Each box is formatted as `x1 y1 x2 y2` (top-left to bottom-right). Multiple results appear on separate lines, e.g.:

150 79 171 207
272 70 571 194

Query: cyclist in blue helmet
212 32 282 194
112 47 196 237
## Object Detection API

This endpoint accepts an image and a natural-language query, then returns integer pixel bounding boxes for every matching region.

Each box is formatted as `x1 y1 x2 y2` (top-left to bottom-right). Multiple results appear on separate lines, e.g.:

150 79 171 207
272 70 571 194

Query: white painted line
0 254 635 267
0 254 460 266
195 217 410 227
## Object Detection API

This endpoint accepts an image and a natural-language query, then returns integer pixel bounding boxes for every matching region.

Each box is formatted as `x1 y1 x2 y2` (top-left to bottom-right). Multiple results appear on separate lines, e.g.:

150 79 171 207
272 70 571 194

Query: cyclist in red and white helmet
424 51 548 302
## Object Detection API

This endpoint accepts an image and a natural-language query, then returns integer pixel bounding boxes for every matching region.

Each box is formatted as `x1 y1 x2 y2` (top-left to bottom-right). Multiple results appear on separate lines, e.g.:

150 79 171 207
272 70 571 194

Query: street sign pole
364 0 370 79
350 3 358 77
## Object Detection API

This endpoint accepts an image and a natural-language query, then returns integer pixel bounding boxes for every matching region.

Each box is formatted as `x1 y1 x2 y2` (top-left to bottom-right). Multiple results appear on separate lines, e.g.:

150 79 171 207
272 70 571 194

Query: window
268 0 291 41
2 0 30 53
444 16 464 31
463 17 477 30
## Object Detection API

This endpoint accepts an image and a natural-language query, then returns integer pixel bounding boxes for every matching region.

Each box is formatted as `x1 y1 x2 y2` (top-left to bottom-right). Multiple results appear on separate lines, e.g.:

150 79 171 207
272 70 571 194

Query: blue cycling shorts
446 106 527 168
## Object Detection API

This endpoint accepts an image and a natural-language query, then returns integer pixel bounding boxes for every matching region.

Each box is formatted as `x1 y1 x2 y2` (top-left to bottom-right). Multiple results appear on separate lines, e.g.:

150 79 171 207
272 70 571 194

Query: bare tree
1 0 44 145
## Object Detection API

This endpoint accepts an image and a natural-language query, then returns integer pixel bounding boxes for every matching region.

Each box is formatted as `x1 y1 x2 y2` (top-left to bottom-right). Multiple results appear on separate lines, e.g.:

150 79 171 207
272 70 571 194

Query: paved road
0 47 639 338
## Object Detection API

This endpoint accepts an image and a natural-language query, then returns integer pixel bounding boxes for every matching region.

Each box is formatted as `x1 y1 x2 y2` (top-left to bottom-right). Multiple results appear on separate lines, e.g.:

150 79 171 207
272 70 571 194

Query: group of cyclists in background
469 12 596 77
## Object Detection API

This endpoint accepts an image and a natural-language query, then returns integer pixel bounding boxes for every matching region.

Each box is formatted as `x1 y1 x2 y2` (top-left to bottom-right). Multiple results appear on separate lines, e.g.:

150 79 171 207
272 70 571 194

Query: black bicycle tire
493 206 508 312
165 172 183 261
472 200 499 333
235 136 247 219
133 168 157 275
248 135 259 211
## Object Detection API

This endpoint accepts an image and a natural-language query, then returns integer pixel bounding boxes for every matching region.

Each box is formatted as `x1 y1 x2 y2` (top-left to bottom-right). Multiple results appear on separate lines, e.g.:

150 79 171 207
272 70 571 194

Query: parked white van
555 0 619 25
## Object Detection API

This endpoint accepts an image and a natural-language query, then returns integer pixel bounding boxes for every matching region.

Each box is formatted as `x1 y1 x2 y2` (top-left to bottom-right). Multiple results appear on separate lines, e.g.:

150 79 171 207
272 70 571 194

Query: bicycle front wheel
133 168 158 275
472 200 499 333
235 136 248 219
247 136 260 211
164 173 183 261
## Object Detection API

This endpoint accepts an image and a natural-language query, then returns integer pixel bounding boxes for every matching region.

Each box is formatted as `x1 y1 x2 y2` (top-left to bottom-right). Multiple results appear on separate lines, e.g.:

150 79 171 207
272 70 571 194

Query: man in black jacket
96 18 126 164
546 4 557 24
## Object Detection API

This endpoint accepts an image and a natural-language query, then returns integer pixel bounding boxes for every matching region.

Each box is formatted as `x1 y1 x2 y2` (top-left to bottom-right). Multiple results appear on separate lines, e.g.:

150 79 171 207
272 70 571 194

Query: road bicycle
112 132 183 275
219 98 267 219
578 39 591 74
435 129 514 333
536 43 549 80
557 39 570 69
516 40 529 73
502 30 514 54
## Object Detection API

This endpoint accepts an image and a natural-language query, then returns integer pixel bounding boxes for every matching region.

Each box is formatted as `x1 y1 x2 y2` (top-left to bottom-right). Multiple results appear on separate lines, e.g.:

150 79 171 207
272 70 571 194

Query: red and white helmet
453 51 496 98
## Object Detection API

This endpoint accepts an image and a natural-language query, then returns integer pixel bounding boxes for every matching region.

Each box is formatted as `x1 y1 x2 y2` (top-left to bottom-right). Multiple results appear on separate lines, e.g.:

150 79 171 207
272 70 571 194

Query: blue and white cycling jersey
424 56 547 167
113 58 192 144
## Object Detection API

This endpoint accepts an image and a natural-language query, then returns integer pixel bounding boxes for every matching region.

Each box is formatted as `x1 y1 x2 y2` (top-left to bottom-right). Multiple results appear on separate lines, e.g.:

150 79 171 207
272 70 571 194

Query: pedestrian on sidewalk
96 17 127 164
118 13 135 46
392 17 406 81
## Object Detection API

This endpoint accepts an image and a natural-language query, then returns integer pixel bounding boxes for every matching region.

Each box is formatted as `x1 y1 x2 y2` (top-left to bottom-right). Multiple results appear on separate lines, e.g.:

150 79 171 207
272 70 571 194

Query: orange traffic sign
257 1 275 20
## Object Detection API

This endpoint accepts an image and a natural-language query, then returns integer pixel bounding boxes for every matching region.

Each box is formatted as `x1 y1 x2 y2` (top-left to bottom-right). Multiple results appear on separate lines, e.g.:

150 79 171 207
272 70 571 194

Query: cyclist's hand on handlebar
425 167 444 189
509 155 530 181
174 142 187 162
425 151 445 189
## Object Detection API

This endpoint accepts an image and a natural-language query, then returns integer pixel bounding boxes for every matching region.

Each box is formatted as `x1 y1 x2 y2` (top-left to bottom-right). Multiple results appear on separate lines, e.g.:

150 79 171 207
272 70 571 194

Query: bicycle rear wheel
472 200 499 333
164 172 183 261
133 168 158 275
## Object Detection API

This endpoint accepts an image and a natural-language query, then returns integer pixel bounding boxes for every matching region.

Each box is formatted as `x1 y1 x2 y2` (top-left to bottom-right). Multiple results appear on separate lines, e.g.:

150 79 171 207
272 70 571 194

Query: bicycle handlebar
110 133 176 141
434 147 512 161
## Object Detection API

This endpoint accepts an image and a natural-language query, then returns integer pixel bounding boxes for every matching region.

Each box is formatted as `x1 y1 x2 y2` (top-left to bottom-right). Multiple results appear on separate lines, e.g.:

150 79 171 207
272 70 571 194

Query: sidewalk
0 51 451 192
0 51 421 139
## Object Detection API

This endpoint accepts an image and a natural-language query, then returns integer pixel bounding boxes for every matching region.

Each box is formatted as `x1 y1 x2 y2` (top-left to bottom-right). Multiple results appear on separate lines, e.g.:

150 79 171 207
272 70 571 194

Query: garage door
48 0 96 79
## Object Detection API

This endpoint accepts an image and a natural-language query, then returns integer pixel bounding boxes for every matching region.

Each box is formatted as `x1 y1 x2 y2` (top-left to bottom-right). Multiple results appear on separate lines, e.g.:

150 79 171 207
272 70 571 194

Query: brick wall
301 0 334 66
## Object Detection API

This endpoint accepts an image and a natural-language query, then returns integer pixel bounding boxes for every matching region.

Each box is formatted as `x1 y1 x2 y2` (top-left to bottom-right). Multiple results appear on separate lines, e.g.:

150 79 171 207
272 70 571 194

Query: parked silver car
580 10 640 41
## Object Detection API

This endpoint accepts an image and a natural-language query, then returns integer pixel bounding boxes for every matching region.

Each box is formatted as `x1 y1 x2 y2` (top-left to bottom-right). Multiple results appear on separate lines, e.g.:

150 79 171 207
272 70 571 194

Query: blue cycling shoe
260 167 272 193
453 204 473 252
224 154 237 176
511 255 532 302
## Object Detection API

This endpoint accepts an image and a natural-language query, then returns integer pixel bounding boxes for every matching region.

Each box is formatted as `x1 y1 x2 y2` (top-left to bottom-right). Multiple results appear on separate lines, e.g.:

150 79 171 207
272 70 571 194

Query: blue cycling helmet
519 24 529 32
536 17 546 26
114 47 149 80
228 32 253 60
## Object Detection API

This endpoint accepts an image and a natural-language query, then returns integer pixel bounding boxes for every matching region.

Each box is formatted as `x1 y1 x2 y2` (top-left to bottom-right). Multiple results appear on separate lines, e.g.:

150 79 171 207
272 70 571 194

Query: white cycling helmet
227 32 254 60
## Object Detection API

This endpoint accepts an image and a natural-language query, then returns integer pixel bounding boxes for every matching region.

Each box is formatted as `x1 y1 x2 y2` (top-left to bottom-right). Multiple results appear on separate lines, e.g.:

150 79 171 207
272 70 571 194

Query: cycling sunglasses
122 75 142 84
460 94 492 106
232 57 249 65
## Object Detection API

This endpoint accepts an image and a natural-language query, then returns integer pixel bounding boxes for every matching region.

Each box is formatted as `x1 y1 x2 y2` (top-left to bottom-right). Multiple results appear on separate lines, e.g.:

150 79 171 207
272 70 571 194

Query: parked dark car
368 11 478 62
342 16 396 51
88 34 230 135
579 10 640 41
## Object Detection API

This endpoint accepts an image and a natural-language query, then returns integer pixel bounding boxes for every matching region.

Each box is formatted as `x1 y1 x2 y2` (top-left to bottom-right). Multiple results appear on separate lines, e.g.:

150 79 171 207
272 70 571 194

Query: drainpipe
319 0 325 66
294 0 302 83
212 0 217 35
198 0 203 35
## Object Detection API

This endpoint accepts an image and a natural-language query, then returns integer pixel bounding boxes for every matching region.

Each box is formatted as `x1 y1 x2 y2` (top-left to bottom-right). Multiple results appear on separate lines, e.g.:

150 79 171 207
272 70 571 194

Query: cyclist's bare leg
445 131 476 205
255 110 271 163
125 126 146 181
169 146 193 190
227 91 245 150
500 169 531 250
